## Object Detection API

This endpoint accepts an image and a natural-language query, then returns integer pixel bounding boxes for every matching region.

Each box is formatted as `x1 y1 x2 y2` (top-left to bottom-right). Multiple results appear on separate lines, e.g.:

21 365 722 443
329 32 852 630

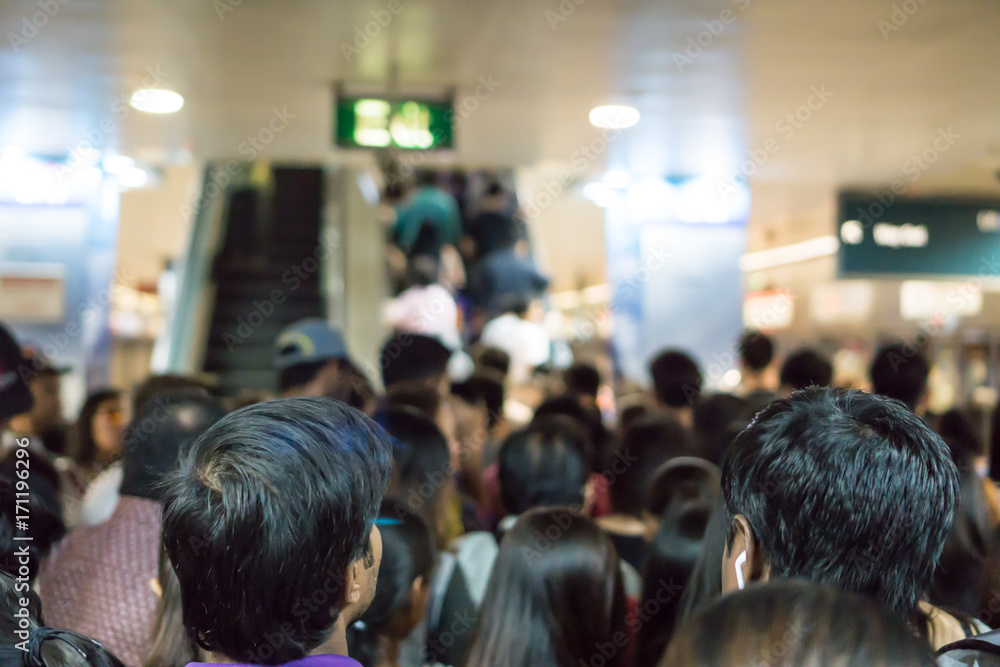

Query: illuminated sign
335 96 453 150
838 193 1000 277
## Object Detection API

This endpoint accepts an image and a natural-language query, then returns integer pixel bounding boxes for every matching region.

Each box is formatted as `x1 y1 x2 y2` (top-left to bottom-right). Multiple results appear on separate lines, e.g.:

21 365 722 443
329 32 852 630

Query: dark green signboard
335 96 453 150
837 192 1000 277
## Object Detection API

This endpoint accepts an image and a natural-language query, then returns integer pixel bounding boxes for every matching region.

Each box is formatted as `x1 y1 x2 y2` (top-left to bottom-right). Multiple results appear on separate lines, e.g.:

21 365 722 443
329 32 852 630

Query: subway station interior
2 1 1000 666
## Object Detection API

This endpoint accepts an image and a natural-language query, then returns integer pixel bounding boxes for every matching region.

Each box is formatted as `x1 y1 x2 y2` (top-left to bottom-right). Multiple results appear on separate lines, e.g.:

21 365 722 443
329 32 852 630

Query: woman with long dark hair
464 508 627 667
70 389 125 479
347 502 436 667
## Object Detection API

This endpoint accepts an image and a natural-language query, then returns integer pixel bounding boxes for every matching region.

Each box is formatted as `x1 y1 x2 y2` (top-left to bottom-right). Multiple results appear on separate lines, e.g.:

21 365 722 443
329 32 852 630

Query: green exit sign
335 96 454 150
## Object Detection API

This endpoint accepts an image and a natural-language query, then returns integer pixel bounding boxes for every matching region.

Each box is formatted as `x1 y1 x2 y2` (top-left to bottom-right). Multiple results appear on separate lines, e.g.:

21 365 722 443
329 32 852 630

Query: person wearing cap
274 318 355 399
8 346 70 455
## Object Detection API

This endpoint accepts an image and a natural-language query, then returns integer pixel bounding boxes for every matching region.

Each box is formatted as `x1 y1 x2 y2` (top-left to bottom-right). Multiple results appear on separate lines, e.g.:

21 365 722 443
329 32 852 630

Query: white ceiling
2 0 999 248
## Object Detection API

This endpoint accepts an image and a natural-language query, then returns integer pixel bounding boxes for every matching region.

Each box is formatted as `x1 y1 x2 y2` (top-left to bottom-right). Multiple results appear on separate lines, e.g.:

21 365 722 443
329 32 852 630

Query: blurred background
1 0 999 418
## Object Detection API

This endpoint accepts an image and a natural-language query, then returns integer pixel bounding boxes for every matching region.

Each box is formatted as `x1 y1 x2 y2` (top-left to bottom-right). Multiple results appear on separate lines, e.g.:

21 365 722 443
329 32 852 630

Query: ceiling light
589 105 640 129
103 154 135 174
739 236 840 272
129 89 184 114
602 169 631 189
118 166 149 188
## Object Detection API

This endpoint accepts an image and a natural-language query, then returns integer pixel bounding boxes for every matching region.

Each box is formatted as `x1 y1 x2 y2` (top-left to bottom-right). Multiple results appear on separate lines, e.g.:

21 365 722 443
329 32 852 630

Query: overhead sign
335 96 454 150
0 264 65 323
838 193 1000 277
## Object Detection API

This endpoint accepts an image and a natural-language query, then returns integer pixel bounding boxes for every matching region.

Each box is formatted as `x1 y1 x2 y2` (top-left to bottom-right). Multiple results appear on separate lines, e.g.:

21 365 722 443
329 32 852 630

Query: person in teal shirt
394 172 462 255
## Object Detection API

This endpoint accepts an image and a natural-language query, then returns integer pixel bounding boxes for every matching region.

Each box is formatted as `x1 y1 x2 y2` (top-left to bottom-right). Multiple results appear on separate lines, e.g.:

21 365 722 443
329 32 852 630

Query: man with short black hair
737 330 777 412
649 349 702 427
379 331 452 396
275 318 353 398
162 398 392 666
870 342 930 413
778 348 832 396
720 387 966 649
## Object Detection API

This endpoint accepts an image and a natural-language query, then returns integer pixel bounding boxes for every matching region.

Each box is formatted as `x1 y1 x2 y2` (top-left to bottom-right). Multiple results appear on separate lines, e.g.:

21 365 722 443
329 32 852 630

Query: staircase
201 167 326 395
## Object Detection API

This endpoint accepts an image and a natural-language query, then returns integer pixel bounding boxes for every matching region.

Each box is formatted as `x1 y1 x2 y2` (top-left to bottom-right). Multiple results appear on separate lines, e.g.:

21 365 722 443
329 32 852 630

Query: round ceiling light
129 89 184 114
589 105 640 129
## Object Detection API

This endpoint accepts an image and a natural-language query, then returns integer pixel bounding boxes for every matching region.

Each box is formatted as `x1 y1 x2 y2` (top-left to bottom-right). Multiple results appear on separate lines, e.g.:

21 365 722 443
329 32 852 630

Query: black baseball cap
0 323 34 422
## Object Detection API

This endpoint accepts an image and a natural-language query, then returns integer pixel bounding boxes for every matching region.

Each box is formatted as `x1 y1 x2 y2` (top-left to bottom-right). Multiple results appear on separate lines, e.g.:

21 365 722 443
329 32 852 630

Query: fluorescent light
739 236 839 272
103 154 135 174
118 166 149 188
582 182 617 207
602 169 631 189
129 89 184 114
589 105 640 129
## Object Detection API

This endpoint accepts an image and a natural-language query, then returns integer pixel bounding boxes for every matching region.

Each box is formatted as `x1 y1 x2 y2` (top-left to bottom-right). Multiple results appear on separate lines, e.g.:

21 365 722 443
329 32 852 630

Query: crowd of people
2 177 1000 666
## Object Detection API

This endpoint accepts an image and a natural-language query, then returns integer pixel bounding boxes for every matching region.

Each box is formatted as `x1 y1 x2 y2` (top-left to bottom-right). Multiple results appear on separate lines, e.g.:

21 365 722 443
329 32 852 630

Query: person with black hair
778 348 832 395
662 581 937 666
0 571 125 667
737 330 777 412
274 319 355 399
475 347 510 380
10 347 70 456
37 390 227 667
691 393 752 465
870 342 930 413
347 502 436 667
929 409 1000 618
598 414 694 572
648 349 702 428
69 389 124 481
161 398 391 667
497 416 593 530
0 322 35 433
721 387 973 650
564 363 601 403
636 498 714 666
380 332 453 397
464 509 628 667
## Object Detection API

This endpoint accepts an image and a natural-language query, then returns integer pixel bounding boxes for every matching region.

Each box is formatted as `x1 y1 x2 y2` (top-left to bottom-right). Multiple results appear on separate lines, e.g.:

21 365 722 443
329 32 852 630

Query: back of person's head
415 170 437 188
375 407 451 543
467 509 627 667
533 394 609 472
645 457 721 520
130 374 211 416
649 350 702 408
450 374 504 430
405 253 440 288
347 502 435 667
722 387 959 616
477 346 511 379
0 464 64 583
498 416 591 516
161 397 392 665
71 388 122 467
120 389 227 501
0 572 125 667
692 393 752 464
738 330 774 373
380 333 451 391
937 408 985 471
636 498 714 666
779 348 833 391
564 363 601 400
662 581 936 666
870 343 930 411
611 415 693 517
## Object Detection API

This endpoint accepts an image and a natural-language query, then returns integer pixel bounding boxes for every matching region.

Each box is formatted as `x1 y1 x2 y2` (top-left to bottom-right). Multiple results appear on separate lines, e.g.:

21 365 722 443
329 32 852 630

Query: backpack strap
937 630 1000 656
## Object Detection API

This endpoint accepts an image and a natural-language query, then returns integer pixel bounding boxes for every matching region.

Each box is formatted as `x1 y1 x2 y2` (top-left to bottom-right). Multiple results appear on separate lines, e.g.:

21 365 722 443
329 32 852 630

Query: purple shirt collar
187 655 362 667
